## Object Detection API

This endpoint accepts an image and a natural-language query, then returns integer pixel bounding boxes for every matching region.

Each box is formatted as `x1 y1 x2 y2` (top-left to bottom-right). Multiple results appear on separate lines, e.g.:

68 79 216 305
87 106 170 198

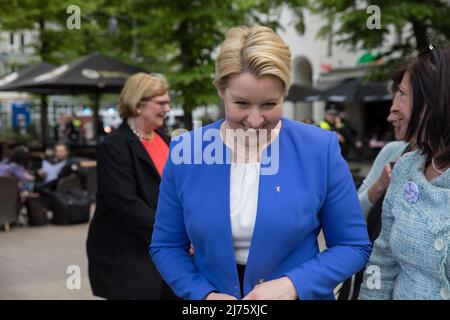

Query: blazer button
434 238 445 251
440 288 450 300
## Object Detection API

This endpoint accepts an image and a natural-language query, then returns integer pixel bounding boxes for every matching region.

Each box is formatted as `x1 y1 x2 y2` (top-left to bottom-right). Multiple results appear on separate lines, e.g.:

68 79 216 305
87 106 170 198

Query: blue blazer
150 118 371 300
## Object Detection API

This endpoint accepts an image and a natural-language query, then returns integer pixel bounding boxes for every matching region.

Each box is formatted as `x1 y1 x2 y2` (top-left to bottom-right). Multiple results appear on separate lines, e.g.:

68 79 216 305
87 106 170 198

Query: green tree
0 0 309 130
311 0 450 80
0 0 101 63
129 0 308 129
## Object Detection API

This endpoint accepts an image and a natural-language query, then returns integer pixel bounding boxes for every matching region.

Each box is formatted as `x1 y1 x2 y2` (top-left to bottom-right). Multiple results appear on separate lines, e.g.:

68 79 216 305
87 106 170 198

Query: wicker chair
0 176 20 231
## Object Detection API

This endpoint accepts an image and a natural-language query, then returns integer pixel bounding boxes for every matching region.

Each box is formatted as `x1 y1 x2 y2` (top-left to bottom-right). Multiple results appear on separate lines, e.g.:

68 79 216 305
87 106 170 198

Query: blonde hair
213 25 292 95
118 72 169 118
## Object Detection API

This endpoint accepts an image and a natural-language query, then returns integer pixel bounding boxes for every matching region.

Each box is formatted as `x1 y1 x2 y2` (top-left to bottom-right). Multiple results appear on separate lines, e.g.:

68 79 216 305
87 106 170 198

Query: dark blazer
86 120 171 299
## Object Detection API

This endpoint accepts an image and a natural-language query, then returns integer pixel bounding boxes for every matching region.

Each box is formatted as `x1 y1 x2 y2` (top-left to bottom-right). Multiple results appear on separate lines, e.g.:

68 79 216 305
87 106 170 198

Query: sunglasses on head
418 44 439 65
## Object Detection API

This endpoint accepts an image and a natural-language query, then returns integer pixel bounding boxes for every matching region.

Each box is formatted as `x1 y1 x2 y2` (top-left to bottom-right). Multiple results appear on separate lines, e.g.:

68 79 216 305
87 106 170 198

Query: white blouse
229 162 261 265
221 120 281 266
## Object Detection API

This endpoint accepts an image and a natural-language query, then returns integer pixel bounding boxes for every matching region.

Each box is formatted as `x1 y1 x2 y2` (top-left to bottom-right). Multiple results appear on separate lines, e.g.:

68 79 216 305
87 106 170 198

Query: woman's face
387 73 412 141
219 72 284 131
137 92 171 130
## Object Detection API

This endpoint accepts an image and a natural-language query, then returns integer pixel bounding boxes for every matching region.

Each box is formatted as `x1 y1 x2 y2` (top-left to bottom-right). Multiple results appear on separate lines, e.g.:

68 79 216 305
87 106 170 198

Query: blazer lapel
243 132 283 294
208 142 241 294
120 121 160 177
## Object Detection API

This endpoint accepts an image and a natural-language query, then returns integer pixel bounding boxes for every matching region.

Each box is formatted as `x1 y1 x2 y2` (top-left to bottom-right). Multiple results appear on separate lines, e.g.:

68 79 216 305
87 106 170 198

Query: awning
2 53 144 94
285 84 323 103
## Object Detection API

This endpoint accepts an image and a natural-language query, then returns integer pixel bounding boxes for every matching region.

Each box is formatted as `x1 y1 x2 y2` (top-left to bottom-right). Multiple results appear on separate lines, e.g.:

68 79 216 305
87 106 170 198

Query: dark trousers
237 264 246 297
161 265 247 299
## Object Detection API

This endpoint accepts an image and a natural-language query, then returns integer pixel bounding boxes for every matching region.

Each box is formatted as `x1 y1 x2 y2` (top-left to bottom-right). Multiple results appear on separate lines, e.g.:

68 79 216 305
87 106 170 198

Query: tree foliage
0 0 309 128
311 0 450 80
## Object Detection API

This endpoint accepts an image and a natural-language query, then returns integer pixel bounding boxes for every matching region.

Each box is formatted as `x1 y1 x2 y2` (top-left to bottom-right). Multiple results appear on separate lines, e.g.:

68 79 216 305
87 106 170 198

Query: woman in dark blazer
86 72 174 299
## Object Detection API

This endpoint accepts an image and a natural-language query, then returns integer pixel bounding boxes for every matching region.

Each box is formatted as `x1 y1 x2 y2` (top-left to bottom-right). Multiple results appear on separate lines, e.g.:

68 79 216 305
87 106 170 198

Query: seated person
0 146 35 191
35 142 86 192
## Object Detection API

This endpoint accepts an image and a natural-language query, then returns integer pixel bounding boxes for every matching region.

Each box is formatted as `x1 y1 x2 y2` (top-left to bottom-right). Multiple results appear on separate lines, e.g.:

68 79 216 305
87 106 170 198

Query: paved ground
0 222 99 300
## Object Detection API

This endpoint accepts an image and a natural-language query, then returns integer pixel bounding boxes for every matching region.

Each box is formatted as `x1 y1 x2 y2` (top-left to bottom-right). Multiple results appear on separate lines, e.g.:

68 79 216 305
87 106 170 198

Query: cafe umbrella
0 62 57 146
285 84 323 103
2 53 145 143
318 78 392 103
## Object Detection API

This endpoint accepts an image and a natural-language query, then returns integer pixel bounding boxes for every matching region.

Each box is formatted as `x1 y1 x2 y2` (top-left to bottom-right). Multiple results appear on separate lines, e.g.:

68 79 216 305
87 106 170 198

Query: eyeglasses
140 96 153 102
140 96 171 108
418 44 439 65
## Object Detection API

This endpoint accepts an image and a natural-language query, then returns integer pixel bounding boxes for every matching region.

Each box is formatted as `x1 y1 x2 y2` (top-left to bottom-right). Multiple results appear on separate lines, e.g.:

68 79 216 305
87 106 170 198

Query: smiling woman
86 72 176 299
150 25 372 301
359 46 450 300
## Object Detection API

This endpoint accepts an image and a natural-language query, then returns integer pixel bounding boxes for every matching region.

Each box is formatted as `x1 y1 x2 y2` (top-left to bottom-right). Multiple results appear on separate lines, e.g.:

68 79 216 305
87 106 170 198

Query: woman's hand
24 172 35 181
242 276 298 300
367 164 392 204
206 292 238 300
37 169 45 178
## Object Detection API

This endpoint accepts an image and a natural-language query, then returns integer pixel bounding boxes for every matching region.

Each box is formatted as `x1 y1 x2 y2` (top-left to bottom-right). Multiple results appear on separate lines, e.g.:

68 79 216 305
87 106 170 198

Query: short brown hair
118 72 169 118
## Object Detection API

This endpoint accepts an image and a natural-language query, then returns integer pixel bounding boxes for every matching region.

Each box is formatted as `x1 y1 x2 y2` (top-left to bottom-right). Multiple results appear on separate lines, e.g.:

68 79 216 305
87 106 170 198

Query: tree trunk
38 18 48 60
183 108 193 131
40 95 48 149
93 92 100 143
178 19 193 131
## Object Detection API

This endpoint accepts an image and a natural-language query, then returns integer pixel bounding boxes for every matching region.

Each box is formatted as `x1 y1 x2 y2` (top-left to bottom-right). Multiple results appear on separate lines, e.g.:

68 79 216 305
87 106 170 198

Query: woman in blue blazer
150 25 371 300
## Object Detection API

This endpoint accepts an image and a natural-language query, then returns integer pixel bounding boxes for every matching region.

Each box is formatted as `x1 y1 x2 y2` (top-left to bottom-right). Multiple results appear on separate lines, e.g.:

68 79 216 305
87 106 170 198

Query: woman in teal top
358 68 410 219
359 45 450 300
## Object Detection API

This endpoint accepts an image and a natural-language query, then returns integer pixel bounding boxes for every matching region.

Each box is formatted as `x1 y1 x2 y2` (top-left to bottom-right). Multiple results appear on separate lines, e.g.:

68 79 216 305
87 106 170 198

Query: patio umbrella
0 62 56 92
2 53 145 142
285 84 323 103
12 52 144 94
0 62 56 147
319 78 392 103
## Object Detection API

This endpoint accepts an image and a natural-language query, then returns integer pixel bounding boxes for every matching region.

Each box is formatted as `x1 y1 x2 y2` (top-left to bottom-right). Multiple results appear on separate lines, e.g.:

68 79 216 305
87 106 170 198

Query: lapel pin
275 186 280 192
404 181 419 204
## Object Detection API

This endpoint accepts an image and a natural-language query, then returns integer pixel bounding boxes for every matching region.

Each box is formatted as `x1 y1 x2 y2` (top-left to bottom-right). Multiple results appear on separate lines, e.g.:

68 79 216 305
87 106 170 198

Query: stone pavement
0 223 99 300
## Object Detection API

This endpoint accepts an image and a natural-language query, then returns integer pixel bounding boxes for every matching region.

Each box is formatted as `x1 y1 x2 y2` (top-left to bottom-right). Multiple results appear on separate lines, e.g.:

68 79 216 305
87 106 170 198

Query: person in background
35 142 83 192
319 103 341 132
319 103 350 157
359 45 450 300
0 145 34 191
338 66 410 300
86 72 174 299
301 116 315 125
